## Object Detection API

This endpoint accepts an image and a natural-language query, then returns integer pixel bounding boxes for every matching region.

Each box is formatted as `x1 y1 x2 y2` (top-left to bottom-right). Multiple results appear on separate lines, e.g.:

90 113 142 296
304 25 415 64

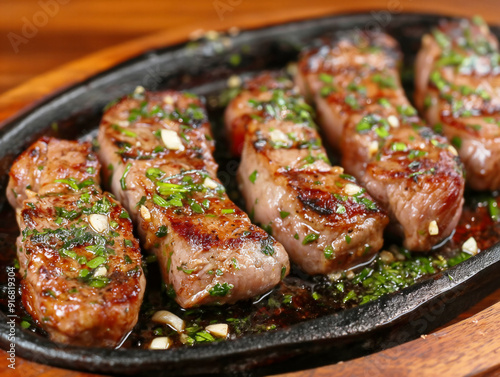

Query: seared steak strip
297 31 465 251
97 88 289 308
415 16 500 191
225 74 388 275
6 137 145 347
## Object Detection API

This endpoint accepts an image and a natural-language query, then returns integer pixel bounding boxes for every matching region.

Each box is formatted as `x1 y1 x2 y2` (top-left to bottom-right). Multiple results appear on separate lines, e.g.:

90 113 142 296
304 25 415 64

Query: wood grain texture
1 0 500 376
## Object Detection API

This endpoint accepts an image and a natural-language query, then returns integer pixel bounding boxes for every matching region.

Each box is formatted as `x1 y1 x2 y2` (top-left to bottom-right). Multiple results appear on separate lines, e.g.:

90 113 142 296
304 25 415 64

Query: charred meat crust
225 73 388 275
297 31 465 251
7 137 145 347
414 17 500 190
97 88 289 308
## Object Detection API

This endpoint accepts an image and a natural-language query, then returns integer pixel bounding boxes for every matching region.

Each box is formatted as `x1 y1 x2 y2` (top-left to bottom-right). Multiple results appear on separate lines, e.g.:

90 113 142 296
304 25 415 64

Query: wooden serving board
1 1 500 376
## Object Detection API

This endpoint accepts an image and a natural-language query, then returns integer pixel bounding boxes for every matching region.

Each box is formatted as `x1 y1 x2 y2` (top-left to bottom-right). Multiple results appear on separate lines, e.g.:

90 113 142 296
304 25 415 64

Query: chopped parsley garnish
302 233 319 245
324 246 334 260
279 211 290 219
209 282 233 297
249 170 258 184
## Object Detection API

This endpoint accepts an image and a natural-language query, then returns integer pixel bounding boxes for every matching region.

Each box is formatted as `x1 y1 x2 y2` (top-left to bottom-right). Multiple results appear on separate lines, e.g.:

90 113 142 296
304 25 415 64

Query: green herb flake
489 198 499 222
87 256 106 269
156 225 168 238
451 136 462 149
248 169 258 183
302 233 319 245
209 282 233 297
324 246 334 260
279 211 290 219
120 163 132 190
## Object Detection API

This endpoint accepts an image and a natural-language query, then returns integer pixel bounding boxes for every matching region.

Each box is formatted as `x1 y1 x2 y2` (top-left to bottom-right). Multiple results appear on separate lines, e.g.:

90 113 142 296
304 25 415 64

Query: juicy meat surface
225 74 388 275
414 17 500 191
97 88 289 308
7 137 145 347
297 31 465 251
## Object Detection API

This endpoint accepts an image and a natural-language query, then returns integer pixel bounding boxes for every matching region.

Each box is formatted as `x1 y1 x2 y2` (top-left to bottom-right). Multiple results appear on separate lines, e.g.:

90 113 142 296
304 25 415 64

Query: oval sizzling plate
1 12 500 376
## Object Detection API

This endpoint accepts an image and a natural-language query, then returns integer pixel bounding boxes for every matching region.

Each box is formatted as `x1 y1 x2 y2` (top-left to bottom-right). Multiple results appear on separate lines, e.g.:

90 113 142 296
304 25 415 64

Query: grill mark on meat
414 17 500 190
297 30 465 251
6 137 145 347
97 88 289 307
225 73 388 275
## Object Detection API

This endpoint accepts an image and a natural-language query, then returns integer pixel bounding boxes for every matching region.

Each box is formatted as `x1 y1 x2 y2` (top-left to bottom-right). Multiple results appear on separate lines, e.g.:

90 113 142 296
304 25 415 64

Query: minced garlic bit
346 270 355 280
116 120 130 128
152 310 185 333
428 220 439 236
161 129 184 151
344 183 362 196
163 95 175 105
205 30 219 41
332 166 344 175
203 177 218 189
227 75 242 89
269 129 289 144
448 145 458 156
462 237 478 255
140 205 151 222
205 323 229 338
379 250 395 264
328 272 342 281
149 337 172 350
88 214 109 233
93 265 107 278
368 140 379 158
387 115 400 128
134 86 145 95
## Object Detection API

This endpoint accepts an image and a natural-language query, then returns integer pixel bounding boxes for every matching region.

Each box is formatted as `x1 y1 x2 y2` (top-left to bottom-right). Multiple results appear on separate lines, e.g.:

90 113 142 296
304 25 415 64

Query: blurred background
1 0 499 95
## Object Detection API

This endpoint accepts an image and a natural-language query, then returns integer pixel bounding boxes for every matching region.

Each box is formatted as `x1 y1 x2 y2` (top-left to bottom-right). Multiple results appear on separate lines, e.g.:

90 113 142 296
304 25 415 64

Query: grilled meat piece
225 74 388 275
97 88 289 308
415 17 500 191
297 31 465 251
7 137 145 347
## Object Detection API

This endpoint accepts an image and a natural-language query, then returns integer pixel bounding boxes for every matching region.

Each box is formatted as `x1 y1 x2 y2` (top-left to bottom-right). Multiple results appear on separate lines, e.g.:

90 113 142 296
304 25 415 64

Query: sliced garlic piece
269 129 289 145
205 30 219 41
205 323 229 338
140 205 151 222
152 310 185 333
428 220 439 236
149 337 172 350
161 129 184 151
203 177 218 189
93 265 107 278
387 115 400 128
379 250 395 264
462 237 478 255
134 86 145 95
368 140 379 158
344 183 361 196
448 145 459 155
227 75 242 89
116 120 130 128
332 166 344 175
328 272 342 281
163 95 175 105
179 333 191 345
88 214 109 233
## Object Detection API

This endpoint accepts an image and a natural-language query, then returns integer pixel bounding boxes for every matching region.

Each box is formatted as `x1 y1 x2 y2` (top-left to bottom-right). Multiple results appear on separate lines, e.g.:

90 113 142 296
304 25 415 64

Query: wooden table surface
1 1 500 376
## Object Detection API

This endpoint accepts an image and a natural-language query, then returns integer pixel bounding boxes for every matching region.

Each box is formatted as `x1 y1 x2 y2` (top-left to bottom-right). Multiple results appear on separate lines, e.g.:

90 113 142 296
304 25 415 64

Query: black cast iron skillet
1 12 500 377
